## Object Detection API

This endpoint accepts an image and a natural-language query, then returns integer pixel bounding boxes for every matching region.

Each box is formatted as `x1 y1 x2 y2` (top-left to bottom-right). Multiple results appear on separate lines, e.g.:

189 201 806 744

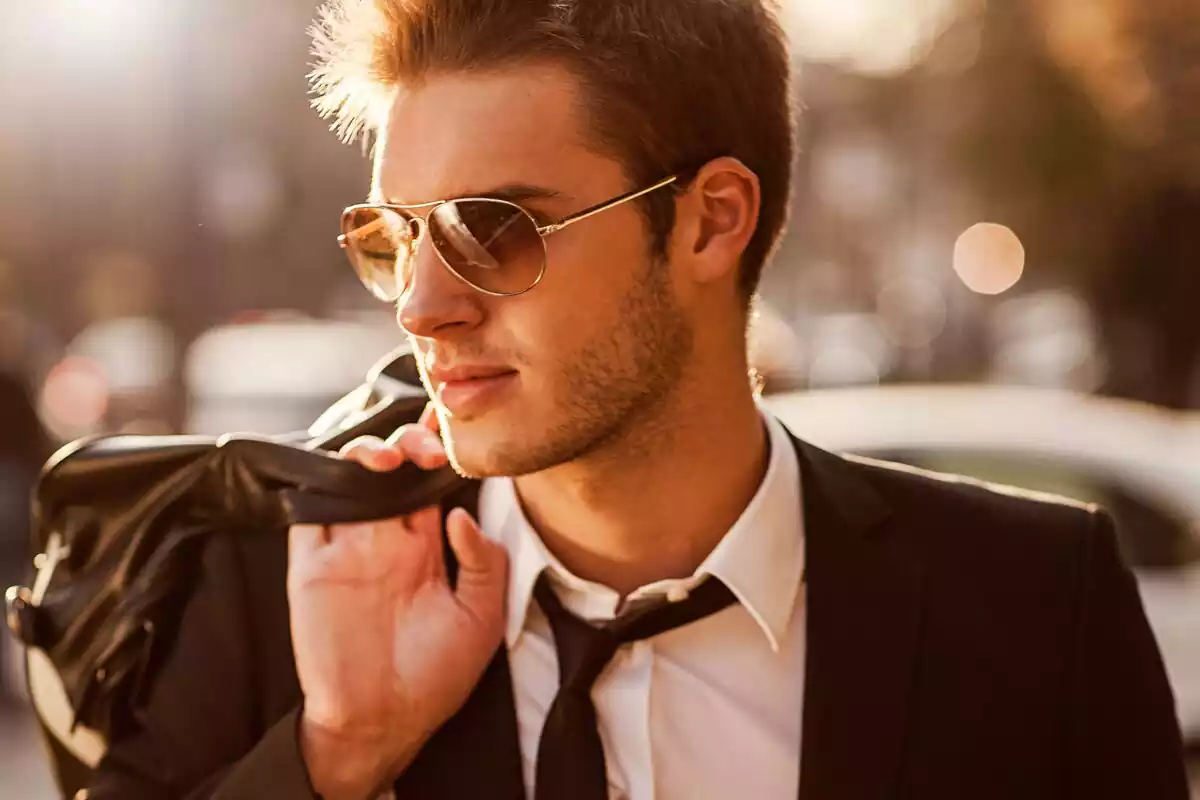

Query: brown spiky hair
309 0 795 298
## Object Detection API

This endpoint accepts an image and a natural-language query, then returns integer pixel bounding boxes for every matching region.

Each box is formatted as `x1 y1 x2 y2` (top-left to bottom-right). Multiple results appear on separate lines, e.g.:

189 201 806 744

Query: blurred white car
766 384 1200 743
183 314 403 435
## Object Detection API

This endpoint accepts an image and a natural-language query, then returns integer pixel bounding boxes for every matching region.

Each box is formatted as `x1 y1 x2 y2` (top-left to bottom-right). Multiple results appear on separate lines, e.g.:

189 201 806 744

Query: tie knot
563 623 621 693
533 577 621 692
532 571 738 693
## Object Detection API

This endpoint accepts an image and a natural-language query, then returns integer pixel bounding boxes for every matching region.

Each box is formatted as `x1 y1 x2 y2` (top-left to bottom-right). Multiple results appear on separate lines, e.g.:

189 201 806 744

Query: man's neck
511 376 769 596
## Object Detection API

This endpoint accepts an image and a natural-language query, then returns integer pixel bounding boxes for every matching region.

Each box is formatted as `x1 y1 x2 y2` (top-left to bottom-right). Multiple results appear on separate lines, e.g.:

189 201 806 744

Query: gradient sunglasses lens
428 199 546 295
339 206 415 301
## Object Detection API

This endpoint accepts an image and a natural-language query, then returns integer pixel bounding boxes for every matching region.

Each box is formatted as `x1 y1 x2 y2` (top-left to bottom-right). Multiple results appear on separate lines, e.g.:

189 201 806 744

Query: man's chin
441 415 521 479
444 414 581 479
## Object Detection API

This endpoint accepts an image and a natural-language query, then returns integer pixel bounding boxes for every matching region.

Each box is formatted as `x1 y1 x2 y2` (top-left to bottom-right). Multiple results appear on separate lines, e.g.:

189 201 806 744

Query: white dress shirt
477 410 806 800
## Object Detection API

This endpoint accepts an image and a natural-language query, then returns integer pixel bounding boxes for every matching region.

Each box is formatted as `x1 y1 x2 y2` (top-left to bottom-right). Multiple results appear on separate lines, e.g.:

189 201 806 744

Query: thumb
447 508 508 625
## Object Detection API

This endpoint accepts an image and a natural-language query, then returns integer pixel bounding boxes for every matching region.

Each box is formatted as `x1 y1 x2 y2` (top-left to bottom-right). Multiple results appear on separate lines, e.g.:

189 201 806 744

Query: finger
447 509 508 622
419 402 440 432
383 423 414 447
406 505 448 581
339 434 382 457
384 424 447 470
340 436 408 472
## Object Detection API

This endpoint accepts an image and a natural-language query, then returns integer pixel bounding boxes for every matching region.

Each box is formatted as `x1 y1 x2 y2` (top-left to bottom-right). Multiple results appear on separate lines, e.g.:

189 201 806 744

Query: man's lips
428 365 517 384
429 366 519 414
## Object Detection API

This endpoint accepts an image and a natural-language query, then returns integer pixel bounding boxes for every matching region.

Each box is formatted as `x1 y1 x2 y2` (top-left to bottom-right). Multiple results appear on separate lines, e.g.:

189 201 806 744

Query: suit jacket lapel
792 438 925 800
392 481 526 800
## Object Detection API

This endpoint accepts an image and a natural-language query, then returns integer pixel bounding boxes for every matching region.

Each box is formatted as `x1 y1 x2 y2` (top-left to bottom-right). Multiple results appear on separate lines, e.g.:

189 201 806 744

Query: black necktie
532 572 737 800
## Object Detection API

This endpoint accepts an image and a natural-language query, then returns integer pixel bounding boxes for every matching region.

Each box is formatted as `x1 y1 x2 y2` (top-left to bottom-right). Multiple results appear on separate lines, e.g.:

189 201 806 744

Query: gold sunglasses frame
338 173 680 299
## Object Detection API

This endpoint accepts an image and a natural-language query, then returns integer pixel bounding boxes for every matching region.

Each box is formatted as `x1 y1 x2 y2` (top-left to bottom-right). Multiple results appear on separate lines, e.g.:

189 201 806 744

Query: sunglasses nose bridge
407 214 427 245
403 212 461 293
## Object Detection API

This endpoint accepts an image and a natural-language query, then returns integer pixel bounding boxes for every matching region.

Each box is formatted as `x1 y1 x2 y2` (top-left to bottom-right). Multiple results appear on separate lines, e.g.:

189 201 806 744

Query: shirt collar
478 477 550 648
477 408 805 653
692 409 804 651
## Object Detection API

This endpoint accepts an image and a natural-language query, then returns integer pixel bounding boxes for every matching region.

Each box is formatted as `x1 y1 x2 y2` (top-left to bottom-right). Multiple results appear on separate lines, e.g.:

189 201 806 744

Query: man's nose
396 236 484 339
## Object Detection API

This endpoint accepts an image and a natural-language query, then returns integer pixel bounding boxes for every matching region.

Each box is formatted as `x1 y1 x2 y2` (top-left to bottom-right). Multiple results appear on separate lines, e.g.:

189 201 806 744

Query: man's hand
288 407 508 799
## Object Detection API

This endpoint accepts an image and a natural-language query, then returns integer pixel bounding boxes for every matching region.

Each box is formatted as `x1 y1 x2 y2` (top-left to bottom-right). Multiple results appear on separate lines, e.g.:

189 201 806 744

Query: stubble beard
450 259 694 479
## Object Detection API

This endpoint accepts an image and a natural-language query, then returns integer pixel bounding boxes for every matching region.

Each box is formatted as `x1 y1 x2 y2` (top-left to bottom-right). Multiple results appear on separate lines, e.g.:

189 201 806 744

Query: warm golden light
780 0 970 76
953 223 1026 295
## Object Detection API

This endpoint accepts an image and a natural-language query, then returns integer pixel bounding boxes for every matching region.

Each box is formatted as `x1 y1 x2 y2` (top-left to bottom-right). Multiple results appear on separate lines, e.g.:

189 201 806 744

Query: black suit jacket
83 435 1189 799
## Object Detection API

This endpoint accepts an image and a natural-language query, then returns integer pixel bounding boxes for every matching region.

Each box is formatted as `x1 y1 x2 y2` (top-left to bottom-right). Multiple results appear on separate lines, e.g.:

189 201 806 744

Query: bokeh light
953 223 1026 295
38 356 109 439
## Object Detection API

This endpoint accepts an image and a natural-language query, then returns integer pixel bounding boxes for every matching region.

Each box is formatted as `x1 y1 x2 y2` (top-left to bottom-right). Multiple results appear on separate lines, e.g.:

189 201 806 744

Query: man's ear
673 157 761 286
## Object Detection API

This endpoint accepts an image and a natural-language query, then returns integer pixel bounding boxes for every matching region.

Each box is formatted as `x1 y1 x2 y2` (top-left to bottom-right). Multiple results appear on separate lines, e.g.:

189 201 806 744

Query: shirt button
666 585 690 603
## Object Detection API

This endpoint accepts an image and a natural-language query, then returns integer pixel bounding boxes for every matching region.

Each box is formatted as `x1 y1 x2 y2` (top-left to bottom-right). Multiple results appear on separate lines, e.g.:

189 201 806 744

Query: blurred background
2 0 1199 795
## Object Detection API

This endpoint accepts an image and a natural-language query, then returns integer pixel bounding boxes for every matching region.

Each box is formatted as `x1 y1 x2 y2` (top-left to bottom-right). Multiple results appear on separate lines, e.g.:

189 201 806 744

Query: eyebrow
371 183 570 206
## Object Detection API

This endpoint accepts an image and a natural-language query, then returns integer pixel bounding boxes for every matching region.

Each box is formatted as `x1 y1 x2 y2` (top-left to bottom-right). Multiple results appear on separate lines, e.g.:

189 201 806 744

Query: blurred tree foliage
952 0 1200 407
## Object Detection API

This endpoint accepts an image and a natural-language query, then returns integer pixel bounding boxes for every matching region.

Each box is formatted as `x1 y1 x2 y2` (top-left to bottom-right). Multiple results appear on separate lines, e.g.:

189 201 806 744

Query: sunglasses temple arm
537 175 679 236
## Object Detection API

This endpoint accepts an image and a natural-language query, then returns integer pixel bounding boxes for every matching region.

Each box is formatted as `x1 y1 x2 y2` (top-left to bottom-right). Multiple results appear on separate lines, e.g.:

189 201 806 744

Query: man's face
375 63 694 477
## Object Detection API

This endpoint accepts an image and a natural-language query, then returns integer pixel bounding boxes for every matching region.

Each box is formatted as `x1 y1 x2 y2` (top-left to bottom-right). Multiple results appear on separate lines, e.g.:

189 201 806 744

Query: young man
86 1 1188 798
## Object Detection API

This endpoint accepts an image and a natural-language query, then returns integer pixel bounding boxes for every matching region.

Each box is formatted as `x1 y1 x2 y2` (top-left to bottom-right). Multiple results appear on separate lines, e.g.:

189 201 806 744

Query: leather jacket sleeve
85 526 317 800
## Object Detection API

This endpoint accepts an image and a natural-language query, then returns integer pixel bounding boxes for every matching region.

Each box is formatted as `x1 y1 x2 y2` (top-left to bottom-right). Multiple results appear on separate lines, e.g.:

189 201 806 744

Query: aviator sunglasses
338 174 681 300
